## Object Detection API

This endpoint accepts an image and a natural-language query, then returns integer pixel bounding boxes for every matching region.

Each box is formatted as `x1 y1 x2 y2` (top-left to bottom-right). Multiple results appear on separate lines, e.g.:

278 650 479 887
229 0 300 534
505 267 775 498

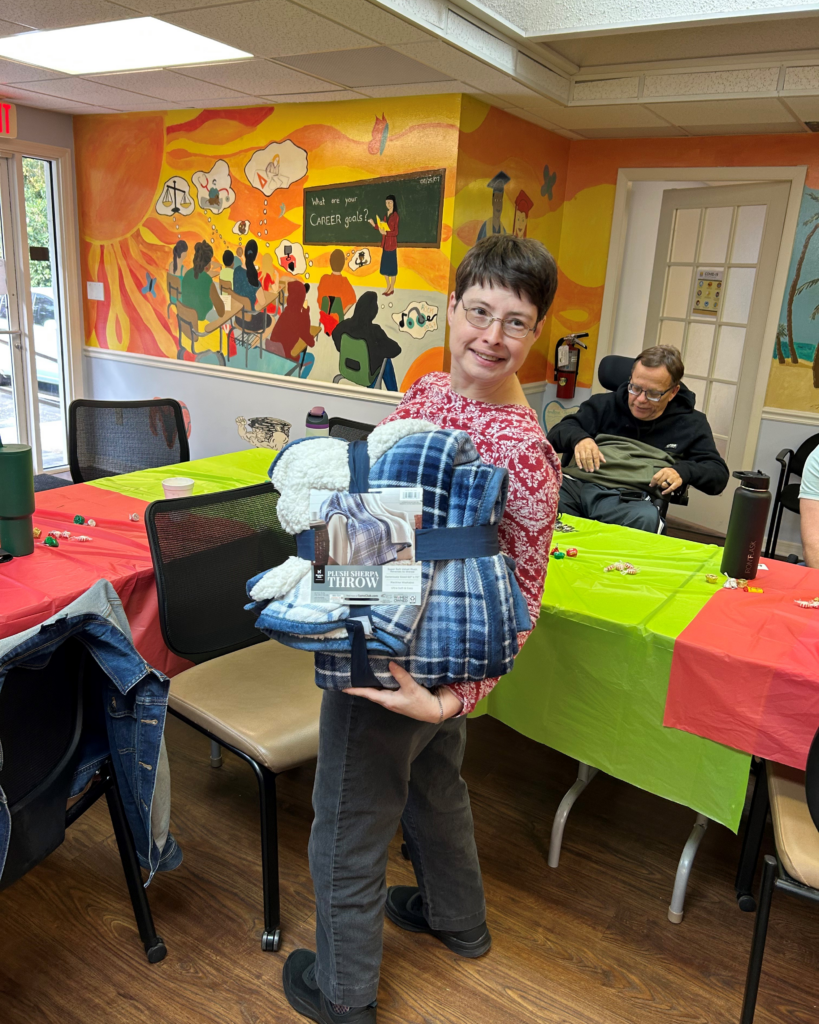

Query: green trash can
0 439 35 556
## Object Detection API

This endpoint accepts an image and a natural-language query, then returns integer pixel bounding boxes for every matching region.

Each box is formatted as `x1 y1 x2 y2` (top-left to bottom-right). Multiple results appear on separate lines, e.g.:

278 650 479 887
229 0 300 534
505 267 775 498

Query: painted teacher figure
368 194 399 297
477 171 510 240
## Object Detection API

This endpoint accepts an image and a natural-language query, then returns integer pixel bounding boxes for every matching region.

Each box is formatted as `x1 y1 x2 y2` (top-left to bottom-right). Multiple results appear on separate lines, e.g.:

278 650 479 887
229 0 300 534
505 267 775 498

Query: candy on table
566 548 578 557
87 519 96 527
794 597 819 609
723 578 738 589
604 561 639 575
61 531 71 539
75 535 92 542
48 530 61 538
32 527 42 539
744 586 763 593
550 545 560 555
129 513 140 522
553 551 566 560
736 579 748 588
73 514 85 525
705 573 719 584
44 536 59 547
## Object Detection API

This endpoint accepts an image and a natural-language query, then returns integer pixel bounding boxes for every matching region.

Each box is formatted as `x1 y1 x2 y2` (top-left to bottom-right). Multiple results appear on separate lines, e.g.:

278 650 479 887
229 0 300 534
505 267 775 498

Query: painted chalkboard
303 169 445 248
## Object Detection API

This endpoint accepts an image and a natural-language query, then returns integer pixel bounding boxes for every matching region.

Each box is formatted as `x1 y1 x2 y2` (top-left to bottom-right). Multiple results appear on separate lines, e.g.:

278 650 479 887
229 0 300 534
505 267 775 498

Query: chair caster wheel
737 892 757 913
400 842 410 861
146 938 167 963
261 929 281 952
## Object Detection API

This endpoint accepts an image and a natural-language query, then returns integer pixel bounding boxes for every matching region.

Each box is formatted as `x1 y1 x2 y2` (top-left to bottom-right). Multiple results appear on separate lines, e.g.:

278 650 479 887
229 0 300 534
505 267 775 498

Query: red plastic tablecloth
0 483 191 677
664 558 819 770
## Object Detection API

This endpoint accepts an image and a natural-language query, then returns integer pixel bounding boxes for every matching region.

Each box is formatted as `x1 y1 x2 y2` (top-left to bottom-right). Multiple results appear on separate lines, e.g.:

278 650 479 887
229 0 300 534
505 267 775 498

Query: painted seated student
259 252 281 316
331 290 401 391
219 250 235 290
169 239 188 278
266 280 315 374
232 239 277 337
317 248 357 336
179 241 225 356
547 345 729 532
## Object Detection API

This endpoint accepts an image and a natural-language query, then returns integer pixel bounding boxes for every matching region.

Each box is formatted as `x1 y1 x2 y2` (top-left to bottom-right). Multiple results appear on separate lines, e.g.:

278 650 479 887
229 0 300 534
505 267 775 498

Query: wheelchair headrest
598 354 634 392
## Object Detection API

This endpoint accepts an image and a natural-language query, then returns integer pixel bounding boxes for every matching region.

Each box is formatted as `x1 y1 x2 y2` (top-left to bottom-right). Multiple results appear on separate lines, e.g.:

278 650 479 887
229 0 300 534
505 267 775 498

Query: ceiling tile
0 0 133 30
394 40 535 99
262 89 363 102
0 58 65 83
357 80 468 98
117 0 248 11
16 76 142 106
174 57 337 94
277 47 450 88
1 84 115 112
0 19 28 36
783 96 819 122
532 102 669 130
294 0 431 44
573 125 689 139
647 98 797 126
684 122 807 136
164 0 375 58
87 69 249 101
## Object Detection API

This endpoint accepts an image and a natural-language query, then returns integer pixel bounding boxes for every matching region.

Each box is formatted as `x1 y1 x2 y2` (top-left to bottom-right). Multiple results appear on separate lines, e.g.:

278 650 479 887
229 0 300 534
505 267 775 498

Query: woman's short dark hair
635 345 685 385
385 194 398 214
245 238 259 288
454 235 558 324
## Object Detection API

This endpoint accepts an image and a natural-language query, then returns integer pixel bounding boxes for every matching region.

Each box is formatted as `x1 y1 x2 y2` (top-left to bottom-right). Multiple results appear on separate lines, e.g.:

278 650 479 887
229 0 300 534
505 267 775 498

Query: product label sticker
309 487 423 605
692 268 722 317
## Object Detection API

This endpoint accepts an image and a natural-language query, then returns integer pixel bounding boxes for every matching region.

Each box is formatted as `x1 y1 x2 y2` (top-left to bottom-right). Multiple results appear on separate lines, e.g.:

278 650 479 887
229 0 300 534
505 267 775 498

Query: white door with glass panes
643 181 790 533
0 154 69 470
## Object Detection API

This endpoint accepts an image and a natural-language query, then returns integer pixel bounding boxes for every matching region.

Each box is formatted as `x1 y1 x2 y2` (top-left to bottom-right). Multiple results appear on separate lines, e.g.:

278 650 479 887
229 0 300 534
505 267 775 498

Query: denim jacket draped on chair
0 579 180 885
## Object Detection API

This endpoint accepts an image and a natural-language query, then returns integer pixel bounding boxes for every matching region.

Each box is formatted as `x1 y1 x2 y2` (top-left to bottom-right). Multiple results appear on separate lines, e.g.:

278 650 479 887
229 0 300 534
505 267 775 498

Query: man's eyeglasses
627 380 675 403
462 304 535 340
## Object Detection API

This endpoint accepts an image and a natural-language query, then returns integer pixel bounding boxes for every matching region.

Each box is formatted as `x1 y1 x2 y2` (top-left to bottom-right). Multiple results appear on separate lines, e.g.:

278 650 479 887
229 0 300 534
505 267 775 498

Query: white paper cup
162 476 195 499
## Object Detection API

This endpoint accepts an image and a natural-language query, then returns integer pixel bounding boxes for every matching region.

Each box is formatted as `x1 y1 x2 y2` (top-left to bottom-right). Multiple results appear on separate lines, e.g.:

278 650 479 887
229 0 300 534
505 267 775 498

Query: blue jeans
559 476 661 532
308 691 486 1006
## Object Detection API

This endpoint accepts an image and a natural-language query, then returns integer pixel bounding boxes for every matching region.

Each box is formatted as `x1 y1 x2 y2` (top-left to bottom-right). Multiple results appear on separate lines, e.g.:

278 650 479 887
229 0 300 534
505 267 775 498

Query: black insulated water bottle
720 470 771 581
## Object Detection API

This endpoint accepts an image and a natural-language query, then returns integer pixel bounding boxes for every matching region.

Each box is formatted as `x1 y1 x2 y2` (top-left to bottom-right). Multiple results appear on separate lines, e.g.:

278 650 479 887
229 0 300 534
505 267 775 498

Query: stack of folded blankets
246 419 531 690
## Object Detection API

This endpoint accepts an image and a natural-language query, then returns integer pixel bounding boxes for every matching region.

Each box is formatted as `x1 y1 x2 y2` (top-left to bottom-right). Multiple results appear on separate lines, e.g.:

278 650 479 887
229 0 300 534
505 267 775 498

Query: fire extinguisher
554 332 588 399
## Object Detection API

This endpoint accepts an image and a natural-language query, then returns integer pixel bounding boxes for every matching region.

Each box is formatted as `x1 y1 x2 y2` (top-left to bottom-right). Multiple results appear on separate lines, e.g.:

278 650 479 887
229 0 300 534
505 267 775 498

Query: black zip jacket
547 381 730 495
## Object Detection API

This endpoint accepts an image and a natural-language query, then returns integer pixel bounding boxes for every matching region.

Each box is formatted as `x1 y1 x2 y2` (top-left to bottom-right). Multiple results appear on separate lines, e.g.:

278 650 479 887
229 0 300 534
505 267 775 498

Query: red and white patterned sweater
379 372 561 714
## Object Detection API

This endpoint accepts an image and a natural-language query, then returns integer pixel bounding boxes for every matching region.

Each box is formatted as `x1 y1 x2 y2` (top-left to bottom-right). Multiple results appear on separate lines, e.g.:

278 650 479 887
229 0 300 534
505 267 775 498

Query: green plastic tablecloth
479 516 751 831
87 448 276 502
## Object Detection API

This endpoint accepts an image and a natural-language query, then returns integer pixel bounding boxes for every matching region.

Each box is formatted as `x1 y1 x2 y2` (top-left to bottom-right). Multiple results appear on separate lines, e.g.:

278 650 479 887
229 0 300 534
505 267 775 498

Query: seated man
547 344 729 531
799 444 819 567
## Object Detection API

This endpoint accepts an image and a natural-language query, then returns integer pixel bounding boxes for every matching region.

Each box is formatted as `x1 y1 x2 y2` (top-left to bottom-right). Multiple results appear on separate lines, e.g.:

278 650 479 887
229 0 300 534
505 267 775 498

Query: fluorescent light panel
0 18 251 75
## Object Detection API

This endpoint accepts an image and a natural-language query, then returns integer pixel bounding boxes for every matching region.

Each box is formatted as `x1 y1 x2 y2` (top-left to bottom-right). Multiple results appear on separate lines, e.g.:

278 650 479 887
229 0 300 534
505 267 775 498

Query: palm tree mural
786 189 819 384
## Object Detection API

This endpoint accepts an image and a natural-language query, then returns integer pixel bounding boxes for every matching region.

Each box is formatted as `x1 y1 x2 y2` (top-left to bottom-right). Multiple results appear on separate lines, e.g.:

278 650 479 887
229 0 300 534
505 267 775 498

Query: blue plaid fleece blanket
246 428 531 691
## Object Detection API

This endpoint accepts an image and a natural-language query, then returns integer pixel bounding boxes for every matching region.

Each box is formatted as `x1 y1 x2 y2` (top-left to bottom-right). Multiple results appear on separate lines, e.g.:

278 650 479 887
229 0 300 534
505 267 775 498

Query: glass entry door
0 154 68 469
643 181 790 532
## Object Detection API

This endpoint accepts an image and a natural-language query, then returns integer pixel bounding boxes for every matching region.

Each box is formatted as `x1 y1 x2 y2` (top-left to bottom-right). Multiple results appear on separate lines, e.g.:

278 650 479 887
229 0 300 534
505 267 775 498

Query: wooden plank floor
1 713 817 1024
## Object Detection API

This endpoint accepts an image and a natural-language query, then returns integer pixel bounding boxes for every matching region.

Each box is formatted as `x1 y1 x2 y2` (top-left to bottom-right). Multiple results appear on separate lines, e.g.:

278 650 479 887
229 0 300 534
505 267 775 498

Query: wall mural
75 95 570 393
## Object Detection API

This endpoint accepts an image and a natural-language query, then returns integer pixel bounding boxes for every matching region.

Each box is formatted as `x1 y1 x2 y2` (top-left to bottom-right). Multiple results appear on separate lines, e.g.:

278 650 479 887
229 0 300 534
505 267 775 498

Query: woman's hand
345 662 463 722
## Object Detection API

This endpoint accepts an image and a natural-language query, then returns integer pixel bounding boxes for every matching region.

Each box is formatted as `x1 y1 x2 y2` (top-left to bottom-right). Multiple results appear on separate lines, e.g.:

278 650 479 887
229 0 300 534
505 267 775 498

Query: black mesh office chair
0 637 166 963
327 416 377 442
597 354 689 521
764 433 819 559
736 725 819 1023
69 398 190 483
145 483 321 952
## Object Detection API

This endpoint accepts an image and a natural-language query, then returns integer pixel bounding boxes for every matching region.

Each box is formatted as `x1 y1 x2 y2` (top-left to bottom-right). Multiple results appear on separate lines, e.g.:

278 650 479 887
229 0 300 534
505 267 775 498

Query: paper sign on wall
87 282 104 301
693 269 722 317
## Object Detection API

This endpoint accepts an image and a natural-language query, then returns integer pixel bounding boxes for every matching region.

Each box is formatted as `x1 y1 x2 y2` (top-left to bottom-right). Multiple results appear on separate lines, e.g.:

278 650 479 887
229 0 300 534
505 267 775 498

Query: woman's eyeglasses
627 380 675 403
462 305 535 340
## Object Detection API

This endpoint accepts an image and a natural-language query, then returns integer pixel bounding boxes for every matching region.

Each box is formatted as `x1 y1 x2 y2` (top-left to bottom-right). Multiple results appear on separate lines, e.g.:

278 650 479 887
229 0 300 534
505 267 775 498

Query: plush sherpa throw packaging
246 420 531 690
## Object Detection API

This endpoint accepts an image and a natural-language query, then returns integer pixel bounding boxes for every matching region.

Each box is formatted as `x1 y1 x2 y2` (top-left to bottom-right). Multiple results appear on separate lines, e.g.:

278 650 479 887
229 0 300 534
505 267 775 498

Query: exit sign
0 102 16 138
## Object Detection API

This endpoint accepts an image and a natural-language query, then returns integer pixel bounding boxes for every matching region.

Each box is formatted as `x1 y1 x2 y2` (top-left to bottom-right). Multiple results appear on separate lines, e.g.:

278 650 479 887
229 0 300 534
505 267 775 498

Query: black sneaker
385 886 492 958
282 949 377 1023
